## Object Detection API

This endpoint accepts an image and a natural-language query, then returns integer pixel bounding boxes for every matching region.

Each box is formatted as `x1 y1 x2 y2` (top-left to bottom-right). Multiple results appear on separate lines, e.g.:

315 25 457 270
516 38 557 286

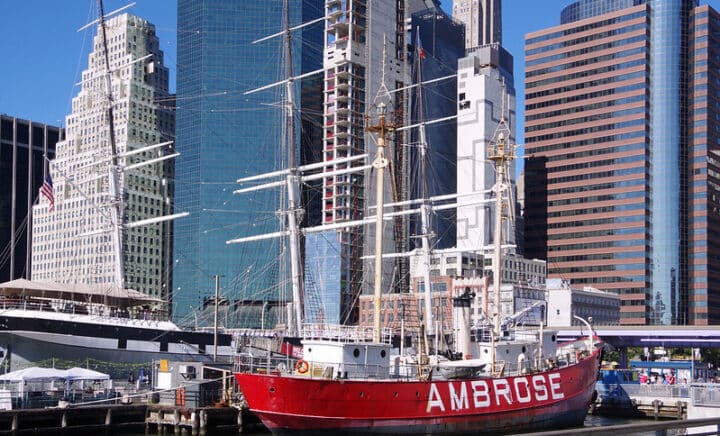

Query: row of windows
527 45 646 78
525 89 647 119
545 239 646 252
525 10 646 46
529 117 646 143
526 32 647 68
527 105 647 134
527 130 646 154
556 251 647 263
526 82 647 113
547 153 646 175
549 275 646 286
526 58 647 91
549 164 646 185
548 226 644 241
526 70 646 103
547 177 645 198
548 214 645 231
527 99 646 126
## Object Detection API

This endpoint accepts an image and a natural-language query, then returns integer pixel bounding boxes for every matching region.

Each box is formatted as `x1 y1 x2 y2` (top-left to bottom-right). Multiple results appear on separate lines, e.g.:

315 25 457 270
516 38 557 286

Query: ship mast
366 40 395 343
282 0 304 336
487 84 515 367
414 26 435 348
97 0 125 291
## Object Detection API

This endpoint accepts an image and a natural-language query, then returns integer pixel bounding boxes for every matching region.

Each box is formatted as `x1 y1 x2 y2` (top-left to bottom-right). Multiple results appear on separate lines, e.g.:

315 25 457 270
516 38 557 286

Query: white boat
0 2 233 377
0 279 233 377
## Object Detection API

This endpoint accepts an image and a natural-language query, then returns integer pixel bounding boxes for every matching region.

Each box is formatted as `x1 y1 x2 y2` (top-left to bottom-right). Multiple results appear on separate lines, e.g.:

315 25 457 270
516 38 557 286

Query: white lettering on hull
427 373 565 413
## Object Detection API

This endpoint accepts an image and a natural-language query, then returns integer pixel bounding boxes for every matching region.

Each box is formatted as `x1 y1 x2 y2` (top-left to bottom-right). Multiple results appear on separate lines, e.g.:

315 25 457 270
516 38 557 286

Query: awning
0 278 165 307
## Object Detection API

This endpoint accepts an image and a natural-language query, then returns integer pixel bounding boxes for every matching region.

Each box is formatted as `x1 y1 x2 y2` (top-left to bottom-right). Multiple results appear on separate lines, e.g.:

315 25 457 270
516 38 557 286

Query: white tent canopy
0 367 67 382
0 367 109 382
65 367 110 381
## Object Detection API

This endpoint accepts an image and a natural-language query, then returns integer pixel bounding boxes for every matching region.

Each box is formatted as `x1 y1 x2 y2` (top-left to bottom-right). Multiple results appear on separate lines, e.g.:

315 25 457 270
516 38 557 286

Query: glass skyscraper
174 1 323 325
524 0 720 325
0 116 61 281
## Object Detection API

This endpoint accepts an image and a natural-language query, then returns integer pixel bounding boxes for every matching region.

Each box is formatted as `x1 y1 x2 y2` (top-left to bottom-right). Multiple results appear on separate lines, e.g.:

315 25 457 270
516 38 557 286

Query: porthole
522 346 526 353
380 350 386 358
353 348 360 358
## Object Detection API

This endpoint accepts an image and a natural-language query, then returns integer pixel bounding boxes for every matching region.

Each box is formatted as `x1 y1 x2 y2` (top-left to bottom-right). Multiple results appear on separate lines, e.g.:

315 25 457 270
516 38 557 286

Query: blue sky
1 0 718 146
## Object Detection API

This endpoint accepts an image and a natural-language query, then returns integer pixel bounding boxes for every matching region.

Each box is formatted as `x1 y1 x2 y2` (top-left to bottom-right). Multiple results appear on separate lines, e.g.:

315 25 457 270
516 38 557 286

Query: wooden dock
144 404 262 434
0 403 262 435
0 404 146 434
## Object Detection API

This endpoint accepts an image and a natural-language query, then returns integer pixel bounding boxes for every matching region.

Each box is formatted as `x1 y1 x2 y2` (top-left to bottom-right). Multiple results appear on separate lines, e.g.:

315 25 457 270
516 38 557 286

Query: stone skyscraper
31 14 175 303
453 0 502 49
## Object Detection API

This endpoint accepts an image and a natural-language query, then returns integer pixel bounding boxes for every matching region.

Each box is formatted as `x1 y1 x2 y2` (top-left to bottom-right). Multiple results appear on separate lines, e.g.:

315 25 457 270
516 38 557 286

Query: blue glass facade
560 0 646 24
647 0 694 324
174 1 323 325
408 8 465 250
303 231 343 324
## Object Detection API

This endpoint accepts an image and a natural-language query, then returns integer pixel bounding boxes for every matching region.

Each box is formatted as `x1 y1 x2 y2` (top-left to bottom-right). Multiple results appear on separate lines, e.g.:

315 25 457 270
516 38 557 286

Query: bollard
652 399 662 419
174 409 181 435
190 411 199 436
676 401 684 419
199 410 208 436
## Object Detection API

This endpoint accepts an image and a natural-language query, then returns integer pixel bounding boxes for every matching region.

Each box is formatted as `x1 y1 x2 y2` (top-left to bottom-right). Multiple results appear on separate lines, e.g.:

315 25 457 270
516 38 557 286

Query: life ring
295 359 309 374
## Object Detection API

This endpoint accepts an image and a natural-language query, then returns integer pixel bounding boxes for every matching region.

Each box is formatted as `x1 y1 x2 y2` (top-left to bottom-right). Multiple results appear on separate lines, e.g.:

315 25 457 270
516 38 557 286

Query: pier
592 383 689 419
0 402 262 435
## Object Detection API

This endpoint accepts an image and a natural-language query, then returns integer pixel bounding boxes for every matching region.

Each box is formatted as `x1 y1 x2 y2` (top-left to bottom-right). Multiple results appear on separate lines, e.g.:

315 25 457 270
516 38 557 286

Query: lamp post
212 275 224 363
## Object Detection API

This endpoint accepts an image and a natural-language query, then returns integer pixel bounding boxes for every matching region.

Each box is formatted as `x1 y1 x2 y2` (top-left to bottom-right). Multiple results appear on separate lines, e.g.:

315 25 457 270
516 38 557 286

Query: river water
209 416 683 436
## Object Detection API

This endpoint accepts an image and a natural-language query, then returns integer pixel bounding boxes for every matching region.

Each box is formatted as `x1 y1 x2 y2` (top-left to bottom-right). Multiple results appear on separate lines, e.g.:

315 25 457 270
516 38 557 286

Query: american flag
416 29 426 60
40 173 54 212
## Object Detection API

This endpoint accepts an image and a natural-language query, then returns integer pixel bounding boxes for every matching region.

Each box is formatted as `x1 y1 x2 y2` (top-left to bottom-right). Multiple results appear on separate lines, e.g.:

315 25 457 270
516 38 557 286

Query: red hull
235 348 601 435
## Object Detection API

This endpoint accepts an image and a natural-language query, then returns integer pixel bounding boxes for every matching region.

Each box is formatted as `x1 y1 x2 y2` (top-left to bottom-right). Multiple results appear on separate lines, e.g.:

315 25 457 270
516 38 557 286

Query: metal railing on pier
691 383 720 407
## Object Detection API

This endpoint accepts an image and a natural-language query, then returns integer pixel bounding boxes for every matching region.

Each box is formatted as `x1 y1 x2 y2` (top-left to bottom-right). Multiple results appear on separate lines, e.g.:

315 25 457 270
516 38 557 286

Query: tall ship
232 3 603 432
0 278 233 373
0 2 233 375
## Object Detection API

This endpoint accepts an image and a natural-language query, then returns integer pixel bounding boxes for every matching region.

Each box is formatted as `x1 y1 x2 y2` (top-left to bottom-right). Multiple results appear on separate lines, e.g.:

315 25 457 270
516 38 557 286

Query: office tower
174 1 323 325
453 0 502 49
0 115 62 281
31 14 175 303
687 4 720 325
301 0 406 325
524 0 720 325
456 44 515 252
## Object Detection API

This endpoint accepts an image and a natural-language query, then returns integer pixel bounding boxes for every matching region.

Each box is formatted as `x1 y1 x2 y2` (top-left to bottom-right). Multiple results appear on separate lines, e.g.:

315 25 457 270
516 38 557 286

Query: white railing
691 384 720 407
300 323 392 344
